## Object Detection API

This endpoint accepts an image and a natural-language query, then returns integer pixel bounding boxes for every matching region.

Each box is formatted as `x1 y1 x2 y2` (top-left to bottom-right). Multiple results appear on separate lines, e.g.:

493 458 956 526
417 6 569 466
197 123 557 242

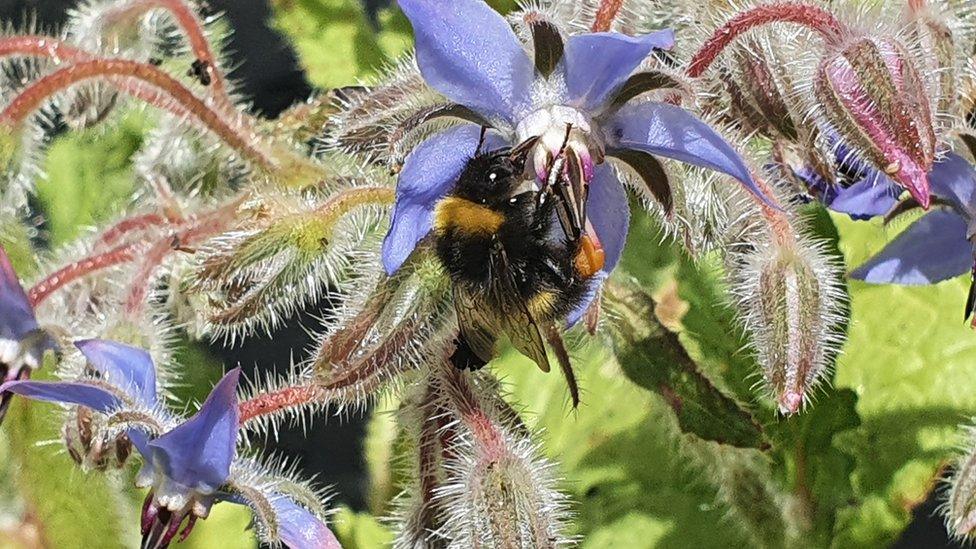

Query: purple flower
0 246 57 424
791 142 903 221
848 153 976 288
0 342 338 549
137 368 240 548
385 0 771 323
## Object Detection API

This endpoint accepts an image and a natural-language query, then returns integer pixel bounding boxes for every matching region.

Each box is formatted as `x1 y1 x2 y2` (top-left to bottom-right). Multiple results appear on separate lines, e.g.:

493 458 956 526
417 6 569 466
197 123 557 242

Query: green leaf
270 0 521 87
768 388 861 547
332 506 394 548
604 277 768 449
493 341 757 548
35 114 146 246
827 212 976 547
270 0 414 88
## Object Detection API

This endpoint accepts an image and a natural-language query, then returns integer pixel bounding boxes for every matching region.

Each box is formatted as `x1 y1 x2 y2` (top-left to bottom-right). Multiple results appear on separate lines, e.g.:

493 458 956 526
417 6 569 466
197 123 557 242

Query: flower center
514 105 601 183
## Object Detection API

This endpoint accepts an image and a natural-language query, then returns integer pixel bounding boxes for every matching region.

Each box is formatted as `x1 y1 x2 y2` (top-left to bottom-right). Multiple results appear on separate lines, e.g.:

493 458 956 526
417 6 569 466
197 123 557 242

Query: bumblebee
432 135 604 406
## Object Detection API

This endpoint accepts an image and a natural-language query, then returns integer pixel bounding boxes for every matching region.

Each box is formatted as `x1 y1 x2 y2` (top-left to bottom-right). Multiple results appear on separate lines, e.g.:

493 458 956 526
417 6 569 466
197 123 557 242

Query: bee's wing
492 242 551 373
453 285 498 363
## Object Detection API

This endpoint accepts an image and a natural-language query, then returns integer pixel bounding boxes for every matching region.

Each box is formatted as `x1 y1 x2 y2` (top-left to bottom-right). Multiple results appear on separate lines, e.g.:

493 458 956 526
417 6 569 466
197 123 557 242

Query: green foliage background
2 1 974 547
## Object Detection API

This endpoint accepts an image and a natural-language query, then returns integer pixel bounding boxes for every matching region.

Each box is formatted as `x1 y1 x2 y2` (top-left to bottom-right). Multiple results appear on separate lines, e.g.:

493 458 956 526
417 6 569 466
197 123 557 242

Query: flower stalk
591 0 625 32
687 3 846 78
0 58 276 170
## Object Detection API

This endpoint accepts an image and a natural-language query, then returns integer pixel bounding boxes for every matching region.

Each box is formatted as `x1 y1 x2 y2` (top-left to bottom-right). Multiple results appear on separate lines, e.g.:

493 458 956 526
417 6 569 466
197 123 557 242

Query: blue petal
382 125 507 274
398 0 534 122
850 210 972 284
273 496 341 549
148 369 240 490
827 177 901 220
929 152 976 217
567 164 629 327
567 272 606 328
606 102 776 207
564 29 675 111
0 379 121 412
75 339 157 408
0 246 38 341
587 164 630 273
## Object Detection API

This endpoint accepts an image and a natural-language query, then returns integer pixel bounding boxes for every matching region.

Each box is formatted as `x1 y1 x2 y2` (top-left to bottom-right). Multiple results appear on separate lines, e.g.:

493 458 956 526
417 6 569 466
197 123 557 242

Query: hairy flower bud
437 432 570 548
718 37 802 142
432 369 571 548
188 186 389 338
815 36 937 207
729 230 845 414
62 405 134 471
906 2 958 127
947 428 976 539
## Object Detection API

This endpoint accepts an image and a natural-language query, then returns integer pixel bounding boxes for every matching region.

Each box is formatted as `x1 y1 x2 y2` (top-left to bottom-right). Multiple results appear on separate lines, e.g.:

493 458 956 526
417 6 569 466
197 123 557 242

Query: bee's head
453 137 538 207
453 151 522 206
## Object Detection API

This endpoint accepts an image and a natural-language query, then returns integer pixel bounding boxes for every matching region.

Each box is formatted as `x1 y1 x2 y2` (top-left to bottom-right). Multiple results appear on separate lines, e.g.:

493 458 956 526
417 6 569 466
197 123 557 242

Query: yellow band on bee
433 197 505 235
528 290 557 318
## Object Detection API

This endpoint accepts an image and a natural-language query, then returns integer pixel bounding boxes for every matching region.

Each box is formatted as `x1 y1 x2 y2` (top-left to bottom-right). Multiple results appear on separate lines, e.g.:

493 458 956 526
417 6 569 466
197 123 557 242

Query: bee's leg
545 325 580 408
450 336 489 371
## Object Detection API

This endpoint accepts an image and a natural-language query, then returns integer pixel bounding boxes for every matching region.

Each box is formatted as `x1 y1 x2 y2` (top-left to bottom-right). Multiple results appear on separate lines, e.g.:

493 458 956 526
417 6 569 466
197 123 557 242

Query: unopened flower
716 36 803 142
0 245 57 424
815 36 938 207
729 231 845 415
946 425 976 539
385 0 770 323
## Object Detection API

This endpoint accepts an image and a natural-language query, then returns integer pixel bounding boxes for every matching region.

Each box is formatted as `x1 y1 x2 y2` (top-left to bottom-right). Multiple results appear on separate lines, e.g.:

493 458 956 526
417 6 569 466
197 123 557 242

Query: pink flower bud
815 37 937 207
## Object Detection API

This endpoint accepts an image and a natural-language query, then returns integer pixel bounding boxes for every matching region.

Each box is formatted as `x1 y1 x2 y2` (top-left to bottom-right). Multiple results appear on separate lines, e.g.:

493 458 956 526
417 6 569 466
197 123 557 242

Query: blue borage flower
0 246 57 424
0 340 339 549
383 0 772 324
796 148 976 320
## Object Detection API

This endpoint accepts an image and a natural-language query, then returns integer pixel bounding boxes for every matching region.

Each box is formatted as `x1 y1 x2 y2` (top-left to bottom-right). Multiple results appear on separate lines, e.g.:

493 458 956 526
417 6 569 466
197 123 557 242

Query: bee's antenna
475 126 489 155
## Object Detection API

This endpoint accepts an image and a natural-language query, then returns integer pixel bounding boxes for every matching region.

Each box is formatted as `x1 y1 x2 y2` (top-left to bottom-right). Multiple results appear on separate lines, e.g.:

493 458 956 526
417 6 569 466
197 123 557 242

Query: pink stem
95 213 169 249
28 242 141 306
123 200 239 317
238 384 323 424
98 0 234 112
439 364 506 459
0 35 92 62
0 37 197 121
591 0 624 32
0 58 275 170
687 3 846 78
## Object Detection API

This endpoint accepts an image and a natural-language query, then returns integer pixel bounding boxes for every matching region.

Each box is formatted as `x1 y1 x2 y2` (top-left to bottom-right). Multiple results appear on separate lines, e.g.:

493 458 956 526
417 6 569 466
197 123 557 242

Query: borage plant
3 0 976 547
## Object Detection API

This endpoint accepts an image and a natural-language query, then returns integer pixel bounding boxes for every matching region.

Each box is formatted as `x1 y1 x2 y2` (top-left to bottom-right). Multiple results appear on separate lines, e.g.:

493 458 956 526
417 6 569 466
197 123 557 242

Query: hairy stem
591 0 624 32
438 363 506 458
0 35 92 62
123 199 241 317
0 58 275 170
28 242 141 306
687 3 846 78
238 383 324 425
416 385 446 538
314 186 394 225
98 0 233 109
95 213 169 249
